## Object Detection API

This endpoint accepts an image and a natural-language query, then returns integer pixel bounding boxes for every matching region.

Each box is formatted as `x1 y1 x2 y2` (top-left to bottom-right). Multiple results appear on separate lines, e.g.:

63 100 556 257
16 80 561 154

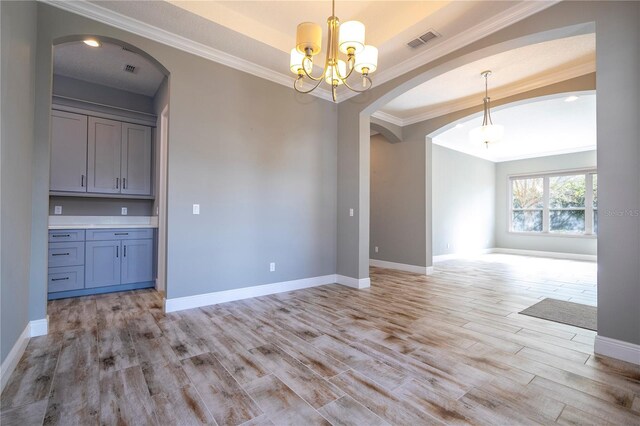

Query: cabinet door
121 239 154 284
87 117 122 194
121 123 152 195
50 111 88 192
85 240 121 288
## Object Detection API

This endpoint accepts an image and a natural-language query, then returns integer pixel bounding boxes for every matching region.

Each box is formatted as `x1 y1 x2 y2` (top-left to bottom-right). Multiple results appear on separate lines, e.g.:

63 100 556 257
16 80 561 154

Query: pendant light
470 70 504 148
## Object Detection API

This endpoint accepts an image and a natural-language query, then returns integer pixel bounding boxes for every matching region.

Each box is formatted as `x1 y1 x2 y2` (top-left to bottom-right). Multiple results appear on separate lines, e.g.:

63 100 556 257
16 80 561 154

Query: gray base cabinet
85 240 121 288
48 228 155 299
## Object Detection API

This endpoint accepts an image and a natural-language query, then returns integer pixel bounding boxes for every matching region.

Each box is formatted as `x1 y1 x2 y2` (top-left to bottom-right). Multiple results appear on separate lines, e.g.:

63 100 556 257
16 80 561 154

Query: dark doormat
519 298 597 331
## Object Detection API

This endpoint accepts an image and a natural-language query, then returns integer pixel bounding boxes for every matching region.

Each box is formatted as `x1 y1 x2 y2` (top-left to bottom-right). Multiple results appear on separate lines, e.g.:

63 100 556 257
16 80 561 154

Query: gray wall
432 145 496 257
369 134 426 265
28 3 337 318
48 196 154 216
496 151 597 255
1 1 37 364
338 2 639 345
52 74 155 114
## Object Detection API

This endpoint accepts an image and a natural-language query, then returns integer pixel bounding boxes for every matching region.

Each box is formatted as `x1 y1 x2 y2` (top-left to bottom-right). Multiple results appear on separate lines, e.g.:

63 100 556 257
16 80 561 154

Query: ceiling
54 41 166 97
432 93 596 162
377 33 595 124
67 0 554 101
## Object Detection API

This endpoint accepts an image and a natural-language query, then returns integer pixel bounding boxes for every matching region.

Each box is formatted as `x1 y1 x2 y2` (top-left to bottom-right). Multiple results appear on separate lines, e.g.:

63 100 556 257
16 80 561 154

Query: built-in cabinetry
48 228 155 300
50 111 153 197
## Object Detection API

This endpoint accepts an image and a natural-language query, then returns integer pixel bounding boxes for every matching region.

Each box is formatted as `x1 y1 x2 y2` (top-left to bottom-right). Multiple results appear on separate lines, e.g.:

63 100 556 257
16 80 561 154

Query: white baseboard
1 317 49 392
426 266 434 275
1 324 30 393
433 248 596 262
336 275 371 289
369 259 429 275
594 335 640 365
30 317 49 337
433 249 495 262
492 248 596 262
165 275 339 313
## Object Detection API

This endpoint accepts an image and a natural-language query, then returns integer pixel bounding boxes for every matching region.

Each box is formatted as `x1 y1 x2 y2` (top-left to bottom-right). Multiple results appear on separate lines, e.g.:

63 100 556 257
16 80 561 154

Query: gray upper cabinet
121 123 152 195
50 111 88 192
88 117 122 194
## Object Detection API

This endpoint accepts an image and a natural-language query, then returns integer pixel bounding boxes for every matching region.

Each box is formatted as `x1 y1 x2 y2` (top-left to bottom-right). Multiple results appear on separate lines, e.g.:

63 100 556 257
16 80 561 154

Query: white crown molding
41 0 556 105
40 0 334 102
377 61 595 127
594 336 640 365
371 111 404 127
340 0 561 104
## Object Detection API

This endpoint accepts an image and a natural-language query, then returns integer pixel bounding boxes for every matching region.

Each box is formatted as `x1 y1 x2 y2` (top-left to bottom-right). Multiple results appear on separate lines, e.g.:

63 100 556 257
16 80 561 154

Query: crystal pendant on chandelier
289 0 378 102
470 70 504 148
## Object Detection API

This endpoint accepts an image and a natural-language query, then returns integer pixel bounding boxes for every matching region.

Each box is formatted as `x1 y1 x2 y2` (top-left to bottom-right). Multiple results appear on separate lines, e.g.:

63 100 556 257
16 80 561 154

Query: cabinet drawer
48 266 84 293
48 229 85 242
86 228 153 241
48 242 85 267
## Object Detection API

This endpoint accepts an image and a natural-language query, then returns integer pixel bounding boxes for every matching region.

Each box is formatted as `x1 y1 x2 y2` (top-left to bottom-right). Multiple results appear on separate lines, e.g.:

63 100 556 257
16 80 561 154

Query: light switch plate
193 204 200 215
121 207 128 215
270 262 276 272
54 205 62 215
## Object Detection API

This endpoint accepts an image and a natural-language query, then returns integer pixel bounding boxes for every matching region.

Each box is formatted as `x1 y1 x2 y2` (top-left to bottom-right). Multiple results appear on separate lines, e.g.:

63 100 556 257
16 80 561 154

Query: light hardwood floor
2 254 639 425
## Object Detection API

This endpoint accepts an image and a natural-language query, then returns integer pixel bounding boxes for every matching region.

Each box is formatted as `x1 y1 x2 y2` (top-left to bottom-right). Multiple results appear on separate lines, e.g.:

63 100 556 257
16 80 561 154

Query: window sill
508 231 597 239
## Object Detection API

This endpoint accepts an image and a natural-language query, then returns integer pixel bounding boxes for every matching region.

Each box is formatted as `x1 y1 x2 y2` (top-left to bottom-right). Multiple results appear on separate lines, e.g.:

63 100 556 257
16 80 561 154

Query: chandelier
470 70 504 148
290 0 378 102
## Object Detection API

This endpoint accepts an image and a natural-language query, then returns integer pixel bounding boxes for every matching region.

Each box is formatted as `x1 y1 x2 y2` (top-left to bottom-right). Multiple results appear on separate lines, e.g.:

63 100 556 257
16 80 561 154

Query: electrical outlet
349 208 354 217
375 246 379 253
269 262 276 272
121 207 128 215
193 204 200 215
54 205 62 215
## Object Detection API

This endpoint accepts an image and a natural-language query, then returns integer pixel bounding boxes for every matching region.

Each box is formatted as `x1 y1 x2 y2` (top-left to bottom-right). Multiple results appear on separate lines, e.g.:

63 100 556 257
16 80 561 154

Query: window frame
508 168 597 238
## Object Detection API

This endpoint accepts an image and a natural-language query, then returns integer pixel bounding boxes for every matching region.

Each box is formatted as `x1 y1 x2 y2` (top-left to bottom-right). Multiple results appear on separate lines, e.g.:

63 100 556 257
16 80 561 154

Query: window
510 171 597 235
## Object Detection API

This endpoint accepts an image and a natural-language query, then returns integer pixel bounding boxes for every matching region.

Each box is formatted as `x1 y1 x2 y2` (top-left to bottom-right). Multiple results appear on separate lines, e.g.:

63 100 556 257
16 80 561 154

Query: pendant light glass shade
354 45 378 74
338 21 365 54
469 123 504 145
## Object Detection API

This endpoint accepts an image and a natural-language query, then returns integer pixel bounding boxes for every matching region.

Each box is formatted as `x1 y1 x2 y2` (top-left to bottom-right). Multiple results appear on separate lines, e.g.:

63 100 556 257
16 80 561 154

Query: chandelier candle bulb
296 22 322 56
325 60 347 85
339 21 365 54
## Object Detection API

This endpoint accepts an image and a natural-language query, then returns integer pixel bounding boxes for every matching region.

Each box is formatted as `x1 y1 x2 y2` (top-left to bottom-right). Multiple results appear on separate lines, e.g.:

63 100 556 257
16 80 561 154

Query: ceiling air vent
123 64 137 74
407 30 440 48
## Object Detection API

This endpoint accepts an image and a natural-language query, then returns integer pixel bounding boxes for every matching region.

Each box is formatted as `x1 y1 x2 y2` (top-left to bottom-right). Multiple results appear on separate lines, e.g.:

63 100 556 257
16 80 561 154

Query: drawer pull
52 234 71 238
51 252 70 256
51 277 69 281
114 233 129 236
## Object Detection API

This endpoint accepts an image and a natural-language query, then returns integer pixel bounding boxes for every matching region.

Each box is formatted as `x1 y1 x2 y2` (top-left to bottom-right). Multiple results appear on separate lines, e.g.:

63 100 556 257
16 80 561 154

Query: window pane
592 173 597 208
550 209 585 233
550 175 585 208
512 210 543 232
512 178 543 209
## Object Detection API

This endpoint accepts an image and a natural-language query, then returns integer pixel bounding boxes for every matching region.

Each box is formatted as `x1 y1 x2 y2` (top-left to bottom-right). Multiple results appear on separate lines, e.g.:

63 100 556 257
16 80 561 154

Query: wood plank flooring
2 254 639 425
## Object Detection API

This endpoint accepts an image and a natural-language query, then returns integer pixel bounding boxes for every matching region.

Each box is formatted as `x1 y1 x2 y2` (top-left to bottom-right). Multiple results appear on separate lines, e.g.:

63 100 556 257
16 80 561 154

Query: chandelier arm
335 55 356 81
342 74 373 92
294 76 325 94
300 56 325 81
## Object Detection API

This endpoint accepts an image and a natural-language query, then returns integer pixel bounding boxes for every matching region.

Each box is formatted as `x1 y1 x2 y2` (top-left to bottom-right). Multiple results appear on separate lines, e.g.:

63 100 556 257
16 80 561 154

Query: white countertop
48 215 158 229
